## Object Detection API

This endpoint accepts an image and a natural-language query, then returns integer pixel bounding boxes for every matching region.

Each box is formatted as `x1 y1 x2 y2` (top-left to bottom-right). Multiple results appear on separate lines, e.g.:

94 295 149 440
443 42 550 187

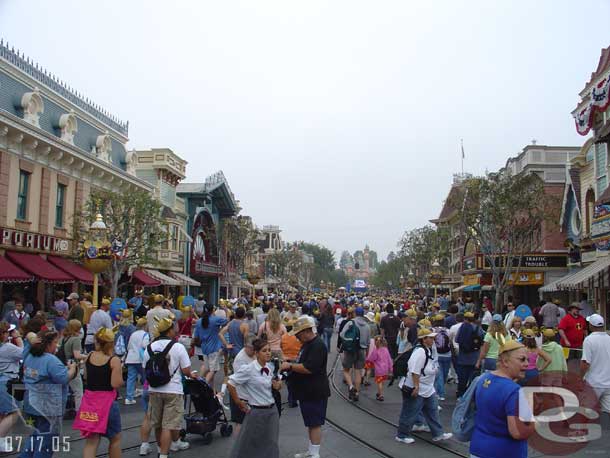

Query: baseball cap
67 292 79 300
587 313 604 327
355 306 364 316
492 314 503 322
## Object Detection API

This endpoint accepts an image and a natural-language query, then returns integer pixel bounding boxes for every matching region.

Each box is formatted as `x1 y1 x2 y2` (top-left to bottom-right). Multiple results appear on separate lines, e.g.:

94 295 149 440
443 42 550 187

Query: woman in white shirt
480 305 493 331
124 317 149 405
227 338 282 458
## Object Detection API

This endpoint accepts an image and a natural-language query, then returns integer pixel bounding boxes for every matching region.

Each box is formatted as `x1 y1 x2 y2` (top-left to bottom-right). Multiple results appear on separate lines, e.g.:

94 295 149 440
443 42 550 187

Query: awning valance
47 256 94 285
168 272 201 287
131 270 161 287
6 251 73 283
144 269 181 286
0 256 33 283
556 257 610 289
452 285 466 293
463 285 481 292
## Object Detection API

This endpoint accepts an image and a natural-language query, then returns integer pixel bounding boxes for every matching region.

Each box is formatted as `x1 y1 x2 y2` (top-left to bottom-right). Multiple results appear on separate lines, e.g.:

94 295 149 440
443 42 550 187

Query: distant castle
339 245 378 282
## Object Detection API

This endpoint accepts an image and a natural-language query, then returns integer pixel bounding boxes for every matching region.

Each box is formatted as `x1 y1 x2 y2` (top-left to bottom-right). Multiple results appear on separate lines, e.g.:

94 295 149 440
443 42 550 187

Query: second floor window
17 170 30 220
55 184 66 228
171 225 179 251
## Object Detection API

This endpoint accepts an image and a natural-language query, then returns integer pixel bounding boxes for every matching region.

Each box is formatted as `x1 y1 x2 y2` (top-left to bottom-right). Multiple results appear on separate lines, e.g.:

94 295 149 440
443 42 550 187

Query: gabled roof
560 166 581 228
582 47 610 94
430 185 462 224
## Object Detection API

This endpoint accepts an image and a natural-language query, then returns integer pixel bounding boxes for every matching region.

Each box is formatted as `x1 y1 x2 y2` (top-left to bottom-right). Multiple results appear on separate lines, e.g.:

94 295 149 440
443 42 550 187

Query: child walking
365 336 393 401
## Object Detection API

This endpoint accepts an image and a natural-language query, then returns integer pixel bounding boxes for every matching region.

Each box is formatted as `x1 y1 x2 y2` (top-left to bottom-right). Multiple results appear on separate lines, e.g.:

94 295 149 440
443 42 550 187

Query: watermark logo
519 371 601 455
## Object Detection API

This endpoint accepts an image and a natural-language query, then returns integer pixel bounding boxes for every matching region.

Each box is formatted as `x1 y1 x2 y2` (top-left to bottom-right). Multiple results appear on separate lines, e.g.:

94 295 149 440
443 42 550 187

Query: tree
398 225 450 282
76 189 165 297
296 242 336 271
221 214 260 292
267 243 304 283
450 172 560 310
370 256 407 289
387 251 397 263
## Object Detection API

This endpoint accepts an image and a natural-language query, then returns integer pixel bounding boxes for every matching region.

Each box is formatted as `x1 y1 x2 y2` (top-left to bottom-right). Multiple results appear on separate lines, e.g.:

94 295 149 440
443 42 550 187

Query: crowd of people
0 288 608 458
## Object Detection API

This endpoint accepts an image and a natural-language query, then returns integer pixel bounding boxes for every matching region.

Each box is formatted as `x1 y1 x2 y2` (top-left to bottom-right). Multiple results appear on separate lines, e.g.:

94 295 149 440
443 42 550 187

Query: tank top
526 350 538 370
228 320 244 356
85 353 114 391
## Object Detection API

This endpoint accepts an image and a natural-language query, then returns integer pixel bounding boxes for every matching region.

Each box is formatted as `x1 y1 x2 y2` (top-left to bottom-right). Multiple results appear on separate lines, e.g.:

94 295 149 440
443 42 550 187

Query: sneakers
432 433 453 442
139 443 151 456
0 437 13 453
412 424 431 433
375 393 384 401
348 386 356 401
170 440 190 451
395 436 415 444
124 399 137 405
134 388 143 398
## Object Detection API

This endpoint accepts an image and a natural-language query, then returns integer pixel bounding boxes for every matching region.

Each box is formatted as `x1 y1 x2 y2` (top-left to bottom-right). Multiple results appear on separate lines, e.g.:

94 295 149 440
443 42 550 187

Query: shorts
230 396 247 424
148 392 185 431
364 361 374 370
342 349 366 370
104 401 122 439
202 351 221 372
299 399 328 427
0 388 18 415
374 375 388 384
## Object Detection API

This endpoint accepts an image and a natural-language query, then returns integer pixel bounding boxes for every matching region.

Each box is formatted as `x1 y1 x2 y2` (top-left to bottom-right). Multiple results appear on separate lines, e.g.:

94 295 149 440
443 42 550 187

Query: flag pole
461 138 464 176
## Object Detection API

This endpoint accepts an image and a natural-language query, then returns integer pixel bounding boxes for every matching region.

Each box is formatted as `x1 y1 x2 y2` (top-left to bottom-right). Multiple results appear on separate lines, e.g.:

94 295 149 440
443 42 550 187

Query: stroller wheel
202 432 213 445
179 429 187 440
220 423 233 437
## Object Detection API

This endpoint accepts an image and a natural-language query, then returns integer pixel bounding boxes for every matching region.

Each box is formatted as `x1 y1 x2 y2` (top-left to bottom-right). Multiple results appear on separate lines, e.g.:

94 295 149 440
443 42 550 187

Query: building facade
0 41 152 307
177 171 239 304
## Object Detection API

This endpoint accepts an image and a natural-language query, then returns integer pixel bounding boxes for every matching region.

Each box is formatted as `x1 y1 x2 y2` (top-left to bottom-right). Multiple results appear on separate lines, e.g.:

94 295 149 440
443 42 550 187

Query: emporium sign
1 227 70 253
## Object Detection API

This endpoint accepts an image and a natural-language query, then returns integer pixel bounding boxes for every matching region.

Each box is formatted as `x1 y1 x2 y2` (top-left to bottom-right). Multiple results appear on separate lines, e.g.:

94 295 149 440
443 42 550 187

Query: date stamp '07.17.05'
5 436 70 453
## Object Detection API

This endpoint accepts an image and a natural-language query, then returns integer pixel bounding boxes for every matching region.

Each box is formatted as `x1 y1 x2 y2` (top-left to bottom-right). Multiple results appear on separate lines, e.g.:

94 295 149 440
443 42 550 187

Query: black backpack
145 339 178 388
56 337 70 364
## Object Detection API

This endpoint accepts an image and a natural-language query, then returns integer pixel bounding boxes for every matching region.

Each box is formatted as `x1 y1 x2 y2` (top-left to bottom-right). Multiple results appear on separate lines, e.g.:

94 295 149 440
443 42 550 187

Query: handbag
73 390 116 437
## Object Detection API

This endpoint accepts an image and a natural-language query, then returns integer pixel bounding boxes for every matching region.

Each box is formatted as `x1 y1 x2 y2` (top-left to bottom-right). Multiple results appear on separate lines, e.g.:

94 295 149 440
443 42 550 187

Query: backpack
459 324 482 353
114 332 127 357
56 337 68 364
341 320 361 353
434 329 452 354
452 375 481 441
145 339 178 388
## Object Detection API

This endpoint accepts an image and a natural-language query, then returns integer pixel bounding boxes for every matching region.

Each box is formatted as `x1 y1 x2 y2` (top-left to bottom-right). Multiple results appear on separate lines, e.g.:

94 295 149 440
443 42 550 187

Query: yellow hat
154 316 174 334
121 309 132 319
522 328 536 338
498 339 525 355
464 311 475 319
101 297 111 306
136 317 148 327
405 309 417 318
95 326 116 343
432 314 445 322
417 328 438 339
542 328 556 338
154 294 164 303
419 319 432 329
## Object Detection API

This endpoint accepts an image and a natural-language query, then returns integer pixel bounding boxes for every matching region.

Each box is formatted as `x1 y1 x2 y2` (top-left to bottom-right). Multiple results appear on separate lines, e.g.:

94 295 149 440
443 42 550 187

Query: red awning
131 270 161 287
0 256 34 283
47 256 94 285
5 251 74 283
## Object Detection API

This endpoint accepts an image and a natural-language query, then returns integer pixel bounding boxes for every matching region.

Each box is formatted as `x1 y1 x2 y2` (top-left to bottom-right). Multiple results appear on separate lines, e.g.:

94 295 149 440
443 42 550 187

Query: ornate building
342 245 377 284
0 41 152 306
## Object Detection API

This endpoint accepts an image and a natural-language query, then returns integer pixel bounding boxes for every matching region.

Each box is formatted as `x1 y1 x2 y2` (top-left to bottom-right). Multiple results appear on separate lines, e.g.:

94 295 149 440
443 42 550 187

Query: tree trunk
494 288 503 313
110 261 122 298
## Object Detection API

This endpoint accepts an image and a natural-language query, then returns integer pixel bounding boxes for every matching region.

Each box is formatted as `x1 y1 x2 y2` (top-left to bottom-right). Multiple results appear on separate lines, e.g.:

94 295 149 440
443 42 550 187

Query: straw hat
153 316 174 334
101 297 111 306
498 339 525 355
136 317 148 328
418 319 432 329
522 328 536 338
542 328 557 338
464 311 475 319
404 309 417 318
154 294 164 304
95 327 116 343
417 328 438 339
289 316 315 336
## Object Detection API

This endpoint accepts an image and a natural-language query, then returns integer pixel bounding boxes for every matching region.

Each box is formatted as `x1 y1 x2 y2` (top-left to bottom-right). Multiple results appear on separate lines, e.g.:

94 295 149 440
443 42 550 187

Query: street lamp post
82 212 112 307
246 261 261 305
429 260 443 301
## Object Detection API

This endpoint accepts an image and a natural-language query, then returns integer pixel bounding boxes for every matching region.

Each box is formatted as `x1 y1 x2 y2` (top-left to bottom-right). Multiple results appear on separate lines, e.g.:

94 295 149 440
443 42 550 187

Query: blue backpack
451 375 481 442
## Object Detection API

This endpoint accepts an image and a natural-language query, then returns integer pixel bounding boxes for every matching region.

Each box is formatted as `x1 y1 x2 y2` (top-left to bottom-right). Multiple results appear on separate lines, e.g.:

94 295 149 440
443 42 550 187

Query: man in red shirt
558 303 587 363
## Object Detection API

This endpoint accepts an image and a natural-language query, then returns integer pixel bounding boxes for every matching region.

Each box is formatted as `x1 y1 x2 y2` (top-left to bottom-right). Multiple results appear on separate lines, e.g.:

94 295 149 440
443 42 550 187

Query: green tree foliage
398 225 450 282
76 189 165 297
222 215 260 275
450 172 560 309
296 242 336 271
370 256 407 289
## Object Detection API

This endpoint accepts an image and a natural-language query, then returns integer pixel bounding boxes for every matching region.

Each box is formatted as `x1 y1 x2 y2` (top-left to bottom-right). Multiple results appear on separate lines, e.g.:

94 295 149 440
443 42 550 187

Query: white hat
7 324 16 333
587 313 605 327
365 312 376 322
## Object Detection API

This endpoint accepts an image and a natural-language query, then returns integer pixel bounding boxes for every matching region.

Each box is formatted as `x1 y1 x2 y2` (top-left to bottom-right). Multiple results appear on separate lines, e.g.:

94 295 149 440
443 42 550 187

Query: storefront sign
462 256 476 271
463 274 480 286
476 253 567 269
508 272 544 286
1 227 70 253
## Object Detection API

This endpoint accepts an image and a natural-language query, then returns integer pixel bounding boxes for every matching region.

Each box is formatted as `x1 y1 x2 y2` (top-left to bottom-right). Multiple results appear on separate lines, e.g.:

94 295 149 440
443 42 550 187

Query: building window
17 170 30 220
171 225 179 251
586 145 594 163
570 206 581 236
55 184 66 228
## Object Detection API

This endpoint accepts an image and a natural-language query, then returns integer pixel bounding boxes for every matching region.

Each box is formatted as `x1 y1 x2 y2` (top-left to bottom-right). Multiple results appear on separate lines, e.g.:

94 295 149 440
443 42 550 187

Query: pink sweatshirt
366 346 393 377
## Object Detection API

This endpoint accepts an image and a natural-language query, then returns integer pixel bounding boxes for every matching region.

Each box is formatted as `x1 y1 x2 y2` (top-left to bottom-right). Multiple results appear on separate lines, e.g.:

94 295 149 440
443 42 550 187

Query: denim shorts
299 399 328 427
0 387 18 415
104 401 122 439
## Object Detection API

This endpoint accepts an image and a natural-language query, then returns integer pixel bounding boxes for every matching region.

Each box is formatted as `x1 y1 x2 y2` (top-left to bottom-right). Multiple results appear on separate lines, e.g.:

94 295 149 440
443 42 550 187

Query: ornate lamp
82 212 112 307
406 270 417 288
429 260 443 301
246 261 261 304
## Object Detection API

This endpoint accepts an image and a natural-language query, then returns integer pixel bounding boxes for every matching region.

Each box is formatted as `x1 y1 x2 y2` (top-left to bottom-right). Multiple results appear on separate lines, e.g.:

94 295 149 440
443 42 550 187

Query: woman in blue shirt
21 330 77 458
470 339 535 458
193 304 227 384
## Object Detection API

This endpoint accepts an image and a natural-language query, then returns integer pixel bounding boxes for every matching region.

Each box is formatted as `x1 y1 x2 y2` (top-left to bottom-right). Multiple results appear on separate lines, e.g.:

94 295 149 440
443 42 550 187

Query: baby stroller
181 378 232 445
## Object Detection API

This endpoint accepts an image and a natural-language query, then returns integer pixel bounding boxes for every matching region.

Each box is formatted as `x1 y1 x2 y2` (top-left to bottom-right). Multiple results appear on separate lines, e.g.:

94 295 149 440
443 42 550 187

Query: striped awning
556 257 610 289
144 269 181 286
168 272 201 287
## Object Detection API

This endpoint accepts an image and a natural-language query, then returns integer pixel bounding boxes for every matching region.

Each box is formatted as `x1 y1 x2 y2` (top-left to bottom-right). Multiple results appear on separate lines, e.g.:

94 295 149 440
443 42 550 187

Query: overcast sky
1 1 608 262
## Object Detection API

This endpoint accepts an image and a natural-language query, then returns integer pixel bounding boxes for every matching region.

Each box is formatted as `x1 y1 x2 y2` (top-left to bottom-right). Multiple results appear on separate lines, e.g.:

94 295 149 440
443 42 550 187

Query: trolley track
327 354 469 458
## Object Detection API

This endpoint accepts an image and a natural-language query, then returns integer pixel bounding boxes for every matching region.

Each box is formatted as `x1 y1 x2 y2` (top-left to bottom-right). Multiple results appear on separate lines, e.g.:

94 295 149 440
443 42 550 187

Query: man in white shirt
146 295 173 338
84 298 113 352
142 316 195 458
581 314 610 413
503 302 516 331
